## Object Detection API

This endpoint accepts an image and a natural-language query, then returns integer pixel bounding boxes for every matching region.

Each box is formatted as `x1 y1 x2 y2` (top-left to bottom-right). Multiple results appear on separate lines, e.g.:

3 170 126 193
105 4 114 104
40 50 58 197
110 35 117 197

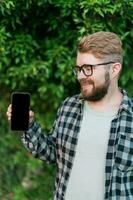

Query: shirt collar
119 89 133 115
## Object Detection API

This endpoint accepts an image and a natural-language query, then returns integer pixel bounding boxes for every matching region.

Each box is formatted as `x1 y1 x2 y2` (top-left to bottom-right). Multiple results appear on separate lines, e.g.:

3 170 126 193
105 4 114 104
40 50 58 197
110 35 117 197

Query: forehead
76 52 102 65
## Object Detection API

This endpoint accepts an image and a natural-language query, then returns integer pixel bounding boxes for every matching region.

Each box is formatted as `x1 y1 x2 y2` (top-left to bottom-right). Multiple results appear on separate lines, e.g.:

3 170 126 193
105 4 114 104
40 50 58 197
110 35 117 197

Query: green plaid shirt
22 90 133 200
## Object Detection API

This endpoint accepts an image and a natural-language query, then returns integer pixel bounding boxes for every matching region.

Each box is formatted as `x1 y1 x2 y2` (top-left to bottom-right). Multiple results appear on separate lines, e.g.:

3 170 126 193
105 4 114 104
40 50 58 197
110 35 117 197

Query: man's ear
111 63 122 79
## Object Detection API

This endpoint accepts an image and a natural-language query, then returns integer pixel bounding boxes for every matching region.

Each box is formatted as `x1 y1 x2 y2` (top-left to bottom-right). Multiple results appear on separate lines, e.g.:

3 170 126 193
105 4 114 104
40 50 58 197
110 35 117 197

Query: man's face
76 52 111 101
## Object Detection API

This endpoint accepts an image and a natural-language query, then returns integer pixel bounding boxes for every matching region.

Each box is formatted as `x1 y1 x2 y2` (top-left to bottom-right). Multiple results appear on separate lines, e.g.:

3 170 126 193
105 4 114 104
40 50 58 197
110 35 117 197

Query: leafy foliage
0 0 133 199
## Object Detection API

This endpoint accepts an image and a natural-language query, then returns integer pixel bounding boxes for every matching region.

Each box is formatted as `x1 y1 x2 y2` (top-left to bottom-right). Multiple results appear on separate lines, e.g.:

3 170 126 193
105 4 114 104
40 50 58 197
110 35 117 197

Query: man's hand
6 104 35 124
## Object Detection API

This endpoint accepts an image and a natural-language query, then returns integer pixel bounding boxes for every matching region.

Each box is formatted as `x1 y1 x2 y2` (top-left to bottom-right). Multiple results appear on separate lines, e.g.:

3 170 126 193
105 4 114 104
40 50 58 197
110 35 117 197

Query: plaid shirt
22 90 133 200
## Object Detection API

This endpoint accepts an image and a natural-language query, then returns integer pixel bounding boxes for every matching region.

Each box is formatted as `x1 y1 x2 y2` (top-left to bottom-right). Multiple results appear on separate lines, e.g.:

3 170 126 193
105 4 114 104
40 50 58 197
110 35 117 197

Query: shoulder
63 94 81 104
58 94 83 114
126 92 133 108
126 94 133 114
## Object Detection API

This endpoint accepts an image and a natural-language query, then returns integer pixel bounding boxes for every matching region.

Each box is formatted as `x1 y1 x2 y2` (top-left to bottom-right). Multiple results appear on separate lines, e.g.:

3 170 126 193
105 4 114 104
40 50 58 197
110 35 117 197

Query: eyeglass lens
74 65 93 76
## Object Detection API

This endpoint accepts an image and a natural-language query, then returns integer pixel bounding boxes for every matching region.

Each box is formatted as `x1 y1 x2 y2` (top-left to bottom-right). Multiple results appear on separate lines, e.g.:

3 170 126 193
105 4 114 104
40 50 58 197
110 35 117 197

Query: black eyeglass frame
73 61 115 77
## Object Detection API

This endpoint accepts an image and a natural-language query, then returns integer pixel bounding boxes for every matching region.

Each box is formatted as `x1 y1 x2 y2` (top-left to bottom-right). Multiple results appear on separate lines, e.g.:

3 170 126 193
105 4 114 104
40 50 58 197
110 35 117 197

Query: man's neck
87 87 123 112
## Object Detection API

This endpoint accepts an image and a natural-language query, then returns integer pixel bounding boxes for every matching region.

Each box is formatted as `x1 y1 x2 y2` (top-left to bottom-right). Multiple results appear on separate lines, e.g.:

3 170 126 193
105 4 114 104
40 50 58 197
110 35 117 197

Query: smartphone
11 92 30 131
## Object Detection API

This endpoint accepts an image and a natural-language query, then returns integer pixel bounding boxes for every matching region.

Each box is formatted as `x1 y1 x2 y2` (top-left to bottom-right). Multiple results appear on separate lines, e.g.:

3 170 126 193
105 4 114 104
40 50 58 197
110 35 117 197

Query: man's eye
84 66 91 71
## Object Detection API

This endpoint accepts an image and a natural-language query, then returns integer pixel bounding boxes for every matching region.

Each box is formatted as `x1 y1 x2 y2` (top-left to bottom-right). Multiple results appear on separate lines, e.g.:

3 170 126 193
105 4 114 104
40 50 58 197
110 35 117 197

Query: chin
81 88 92 97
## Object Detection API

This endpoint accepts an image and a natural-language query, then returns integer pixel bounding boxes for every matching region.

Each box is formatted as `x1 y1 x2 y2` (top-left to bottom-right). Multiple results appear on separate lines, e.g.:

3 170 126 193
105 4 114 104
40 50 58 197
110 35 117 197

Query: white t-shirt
65 101 117 200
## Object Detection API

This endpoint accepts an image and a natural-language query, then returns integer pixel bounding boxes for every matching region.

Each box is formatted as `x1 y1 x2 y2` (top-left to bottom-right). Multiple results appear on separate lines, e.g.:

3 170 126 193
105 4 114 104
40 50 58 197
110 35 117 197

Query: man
7 31 133 200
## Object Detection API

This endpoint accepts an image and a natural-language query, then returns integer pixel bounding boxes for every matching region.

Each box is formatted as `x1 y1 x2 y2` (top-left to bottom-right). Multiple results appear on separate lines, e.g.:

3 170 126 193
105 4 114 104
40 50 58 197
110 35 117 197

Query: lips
81 83 90 87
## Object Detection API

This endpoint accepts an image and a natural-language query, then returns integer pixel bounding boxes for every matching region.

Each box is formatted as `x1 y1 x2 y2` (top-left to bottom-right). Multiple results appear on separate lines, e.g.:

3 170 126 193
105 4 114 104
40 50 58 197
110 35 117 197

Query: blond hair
77 31 123 64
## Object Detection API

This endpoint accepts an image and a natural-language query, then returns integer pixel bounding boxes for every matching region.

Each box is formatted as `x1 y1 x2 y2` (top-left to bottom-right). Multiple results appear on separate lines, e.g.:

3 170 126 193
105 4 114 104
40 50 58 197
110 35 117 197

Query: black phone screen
11 92 30 131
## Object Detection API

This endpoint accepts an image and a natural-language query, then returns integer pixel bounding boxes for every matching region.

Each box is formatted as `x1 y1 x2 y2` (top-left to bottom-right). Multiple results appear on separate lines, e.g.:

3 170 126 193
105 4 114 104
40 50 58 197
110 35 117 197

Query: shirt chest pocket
115 134 133 172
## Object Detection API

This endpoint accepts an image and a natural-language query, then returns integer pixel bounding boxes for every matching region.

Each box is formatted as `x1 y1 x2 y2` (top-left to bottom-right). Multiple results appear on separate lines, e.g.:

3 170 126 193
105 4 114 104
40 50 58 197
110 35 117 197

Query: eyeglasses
73 61 115 77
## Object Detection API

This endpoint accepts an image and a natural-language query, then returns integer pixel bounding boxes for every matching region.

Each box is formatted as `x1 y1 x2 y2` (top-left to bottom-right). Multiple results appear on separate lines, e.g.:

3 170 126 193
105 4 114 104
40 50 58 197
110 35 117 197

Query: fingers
29 110 34 117
6 104 12 121
29 110 34 124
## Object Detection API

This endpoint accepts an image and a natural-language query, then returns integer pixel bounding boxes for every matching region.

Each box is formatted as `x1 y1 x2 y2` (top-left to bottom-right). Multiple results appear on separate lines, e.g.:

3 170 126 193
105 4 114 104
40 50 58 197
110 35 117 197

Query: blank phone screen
11 92 30 131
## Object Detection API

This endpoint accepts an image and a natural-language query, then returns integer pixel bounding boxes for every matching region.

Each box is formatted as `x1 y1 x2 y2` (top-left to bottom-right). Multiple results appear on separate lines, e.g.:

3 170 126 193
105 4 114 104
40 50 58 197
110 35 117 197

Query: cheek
93 70 107 84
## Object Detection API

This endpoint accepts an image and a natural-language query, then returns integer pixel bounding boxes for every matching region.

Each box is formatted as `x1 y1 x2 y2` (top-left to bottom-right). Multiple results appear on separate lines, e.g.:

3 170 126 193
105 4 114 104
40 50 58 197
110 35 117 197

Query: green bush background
0 0 133 199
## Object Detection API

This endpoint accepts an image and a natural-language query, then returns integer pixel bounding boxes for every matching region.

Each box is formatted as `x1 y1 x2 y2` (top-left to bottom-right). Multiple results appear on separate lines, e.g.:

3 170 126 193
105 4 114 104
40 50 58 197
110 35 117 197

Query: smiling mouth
81 82 94 88
82 83 92 86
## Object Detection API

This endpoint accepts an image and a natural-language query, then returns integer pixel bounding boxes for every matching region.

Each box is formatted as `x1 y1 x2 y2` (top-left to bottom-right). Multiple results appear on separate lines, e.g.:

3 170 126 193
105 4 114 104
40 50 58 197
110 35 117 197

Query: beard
79 71 110 101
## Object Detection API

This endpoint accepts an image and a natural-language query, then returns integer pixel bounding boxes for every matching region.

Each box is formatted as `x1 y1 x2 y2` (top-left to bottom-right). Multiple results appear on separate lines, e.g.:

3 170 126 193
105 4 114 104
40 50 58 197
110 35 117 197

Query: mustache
79 79 94 85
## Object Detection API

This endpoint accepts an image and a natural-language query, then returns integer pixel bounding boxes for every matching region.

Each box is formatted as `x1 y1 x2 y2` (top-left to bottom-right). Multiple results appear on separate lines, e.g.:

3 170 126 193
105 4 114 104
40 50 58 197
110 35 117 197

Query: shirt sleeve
21 106 62 164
